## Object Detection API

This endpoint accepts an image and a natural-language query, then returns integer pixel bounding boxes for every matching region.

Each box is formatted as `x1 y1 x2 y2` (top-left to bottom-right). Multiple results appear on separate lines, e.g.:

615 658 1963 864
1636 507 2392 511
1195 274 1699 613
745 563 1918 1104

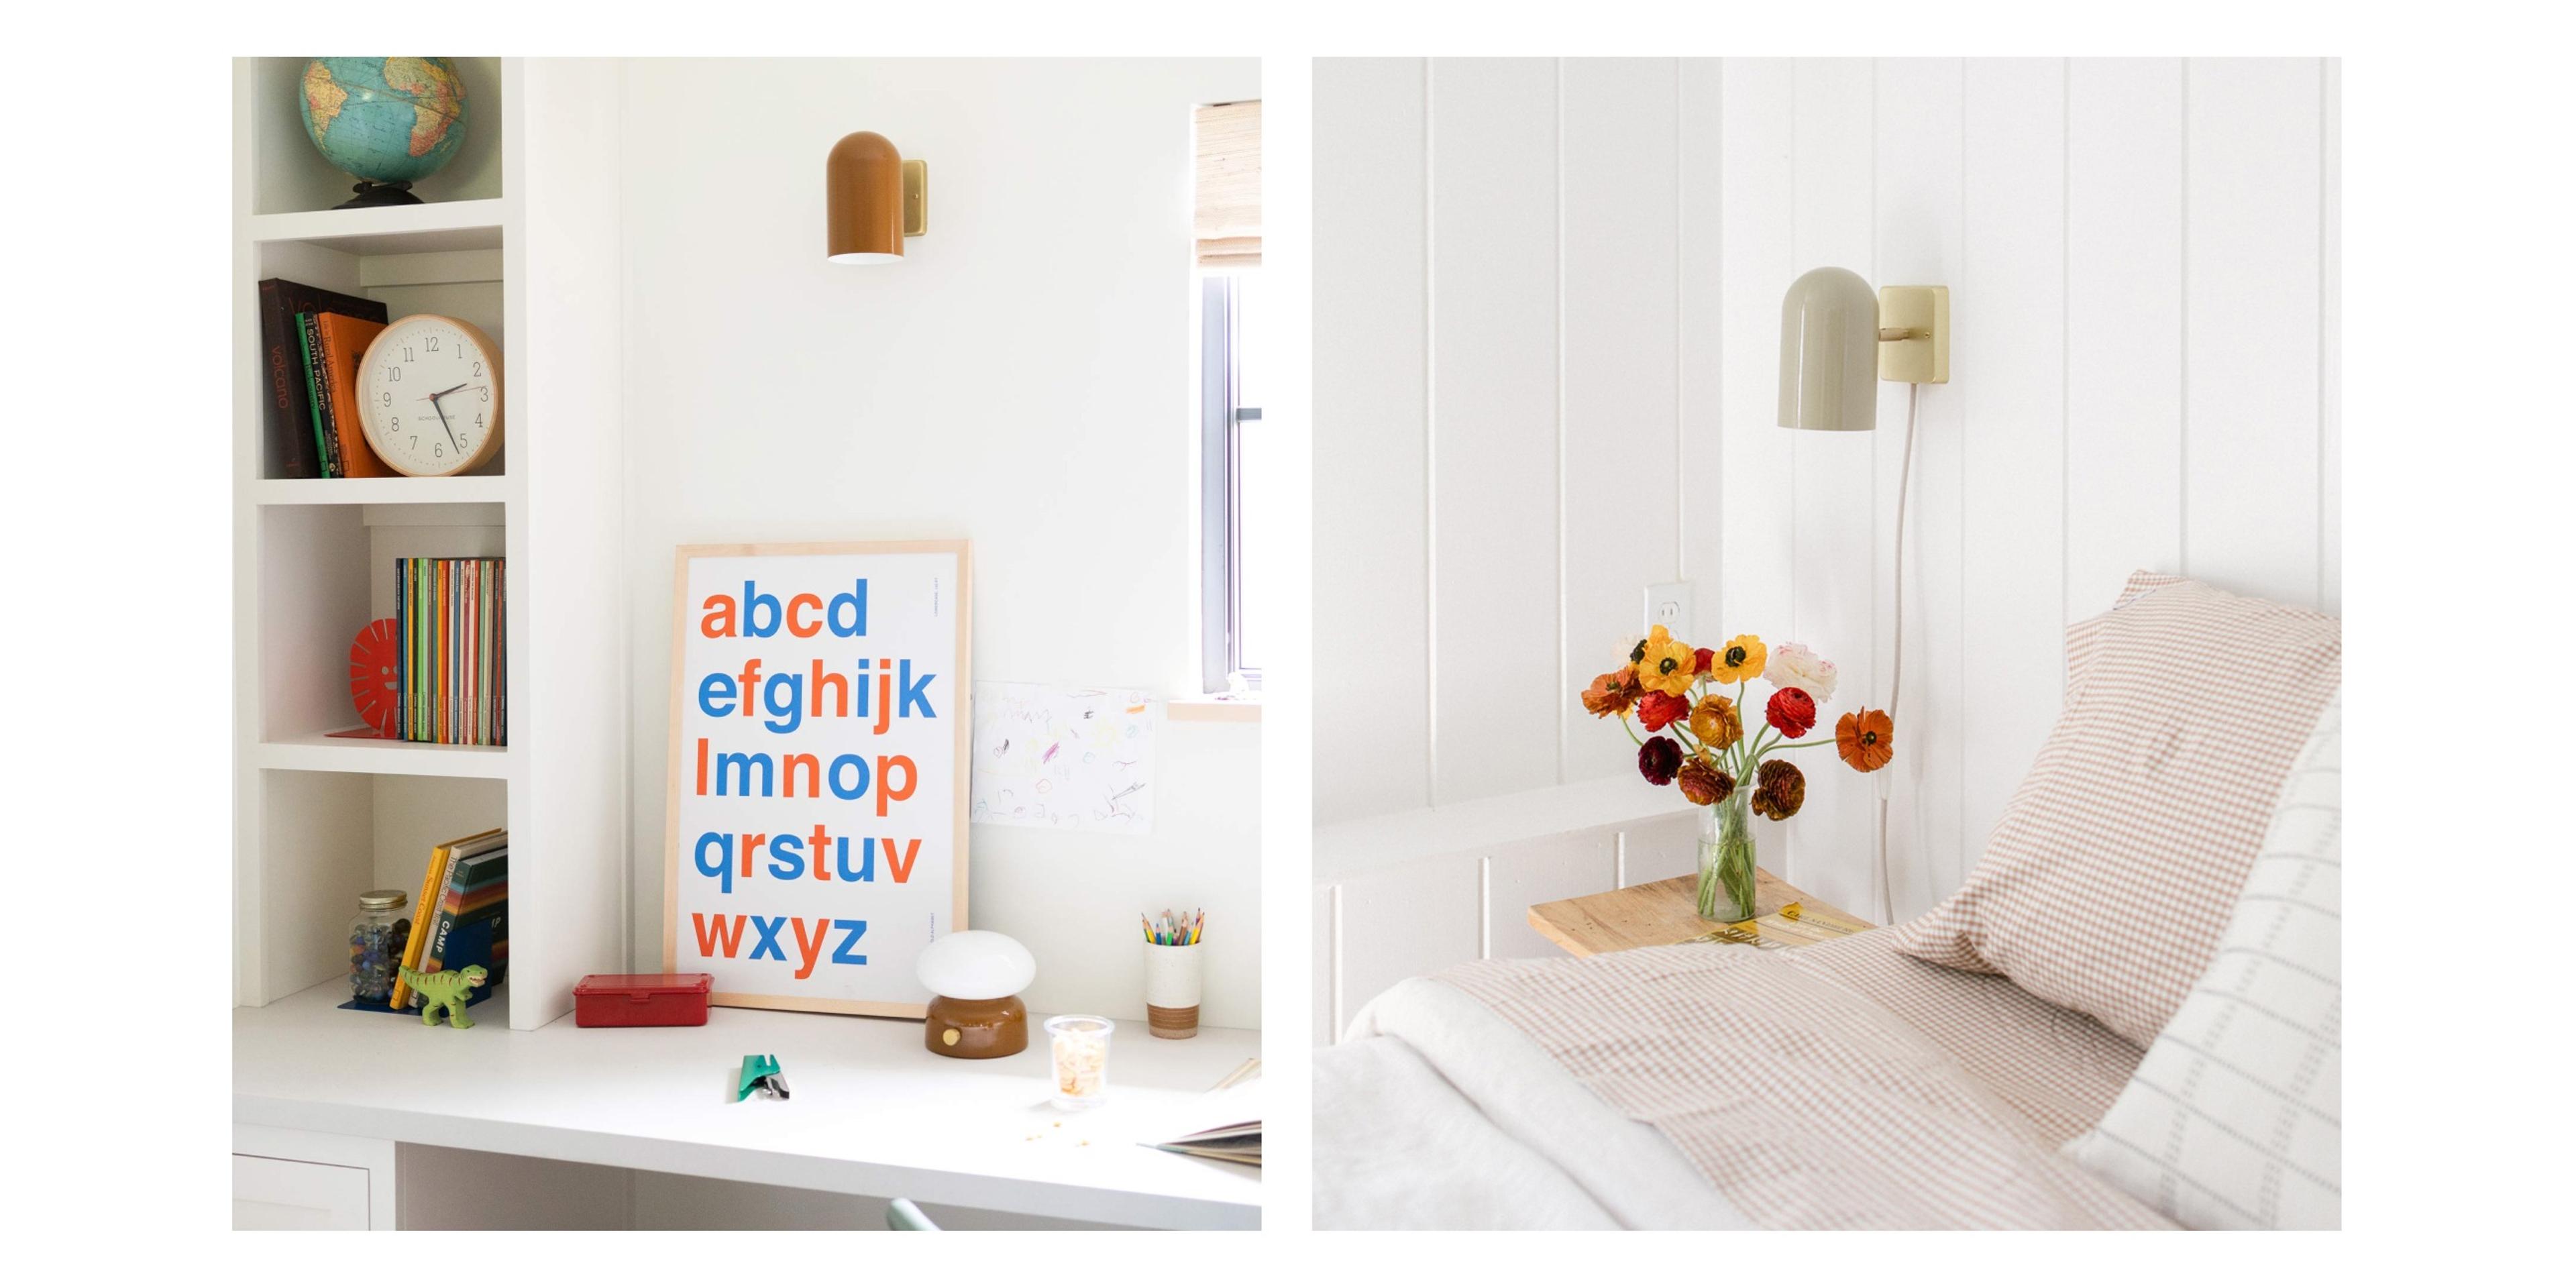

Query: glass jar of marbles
350 889 411 1005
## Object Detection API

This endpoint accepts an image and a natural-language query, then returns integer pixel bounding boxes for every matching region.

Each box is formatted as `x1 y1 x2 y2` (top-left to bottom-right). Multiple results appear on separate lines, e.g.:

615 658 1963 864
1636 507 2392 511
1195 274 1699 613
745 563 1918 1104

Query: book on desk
1147 1066 1261 1166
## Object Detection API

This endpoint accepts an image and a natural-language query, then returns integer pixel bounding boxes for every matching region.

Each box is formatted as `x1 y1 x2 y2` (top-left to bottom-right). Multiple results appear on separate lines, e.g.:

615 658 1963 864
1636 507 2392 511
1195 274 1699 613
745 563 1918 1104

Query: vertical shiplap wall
1428 60 1562 808
1314 56 2340 920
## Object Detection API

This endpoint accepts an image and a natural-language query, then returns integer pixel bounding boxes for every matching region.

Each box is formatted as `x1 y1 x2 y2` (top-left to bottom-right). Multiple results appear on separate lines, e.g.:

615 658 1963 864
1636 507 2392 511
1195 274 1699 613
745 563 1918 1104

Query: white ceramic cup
1142 941 1203 1038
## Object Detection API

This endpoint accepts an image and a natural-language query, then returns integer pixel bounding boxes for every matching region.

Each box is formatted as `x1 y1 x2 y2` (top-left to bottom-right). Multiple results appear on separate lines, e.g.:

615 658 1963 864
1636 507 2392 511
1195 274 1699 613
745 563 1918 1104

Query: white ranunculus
1764 643 1837 705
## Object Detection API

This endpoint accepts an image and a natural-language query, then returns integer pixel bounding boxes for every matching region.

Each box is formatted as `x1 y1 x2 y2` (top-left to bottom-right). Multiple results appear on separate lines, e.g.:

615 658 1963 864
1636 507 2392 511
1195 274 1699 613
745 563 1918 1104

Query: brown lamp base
924 994 1028 1059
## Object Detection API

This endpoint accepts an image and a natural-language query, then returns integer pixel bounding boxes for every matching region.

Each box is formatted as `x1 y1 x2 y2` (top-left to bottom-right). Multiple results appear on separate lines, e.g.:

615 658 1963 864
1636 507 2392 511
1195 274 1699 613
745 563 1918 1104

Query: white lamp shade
914 930 1036 1000
1777 266 1880 432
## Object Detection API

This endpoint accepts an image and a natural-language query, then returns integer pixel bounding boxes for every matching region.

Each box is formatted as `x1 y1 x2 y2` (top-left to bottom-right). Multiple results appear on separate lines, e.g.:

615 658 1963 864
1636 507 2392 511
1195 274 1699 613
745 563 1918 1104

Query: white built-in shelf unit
232 58 626 1030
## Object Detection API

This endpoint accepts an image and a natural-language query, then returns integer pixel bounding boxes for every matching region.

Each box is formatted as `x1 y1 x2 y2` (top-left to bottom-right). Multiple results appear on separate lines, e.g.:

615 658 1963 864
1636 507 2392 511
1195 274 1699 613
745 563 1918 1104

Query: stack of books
256 277 392 478
399 557 506 745
388 827 511 1014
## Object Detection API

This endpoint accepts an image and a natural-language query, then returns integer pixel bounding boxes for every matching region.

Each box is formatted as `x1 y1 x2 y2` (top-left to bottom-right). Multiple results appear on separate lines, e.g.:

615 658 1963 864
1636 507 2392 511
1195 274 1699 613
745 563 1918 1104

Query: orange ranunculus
1636 690 1691 733
1582 667 1642 717
1688 696 1742 748
1709 635 1767 684
1635 625 1699 697
1836 708 1895 772
1750 759 1807 820
1678 756 1735 806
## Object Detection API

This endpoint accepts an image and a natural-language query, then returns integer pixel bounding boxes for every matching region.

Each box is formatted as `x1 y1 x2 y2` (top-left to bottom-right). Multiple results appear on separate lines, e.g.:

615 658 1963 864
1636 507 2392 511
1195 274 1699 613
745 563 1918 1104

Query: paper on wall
970 682 1155 834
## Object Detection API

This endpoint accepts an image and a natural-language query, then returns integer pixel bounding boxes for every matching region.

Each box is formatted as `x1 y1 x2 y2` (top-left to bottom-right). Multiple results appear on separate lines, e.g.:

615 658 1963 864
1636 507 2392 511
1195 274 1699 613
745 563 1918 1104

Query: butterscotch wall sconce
826 131 928 264
1776 268 1949 431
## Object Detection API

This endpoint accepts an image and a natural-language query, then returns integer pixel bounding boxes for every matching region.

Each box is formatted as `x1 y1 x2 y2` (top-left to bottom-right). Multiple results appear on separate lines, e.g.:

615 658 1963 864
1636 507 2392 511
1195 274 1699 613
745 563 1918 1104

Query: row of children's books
389 827 511 1012
256 276 394 478
399 557 507 745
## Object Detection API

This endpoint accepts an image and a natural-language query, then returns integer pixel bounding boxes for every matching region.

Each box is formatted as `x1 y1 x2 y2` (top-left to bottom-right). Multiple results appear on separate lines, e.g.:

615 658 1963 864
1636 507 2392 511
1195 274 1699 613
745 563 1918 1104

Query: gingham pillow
1890 572 2340 1046
2065 692 2340 1229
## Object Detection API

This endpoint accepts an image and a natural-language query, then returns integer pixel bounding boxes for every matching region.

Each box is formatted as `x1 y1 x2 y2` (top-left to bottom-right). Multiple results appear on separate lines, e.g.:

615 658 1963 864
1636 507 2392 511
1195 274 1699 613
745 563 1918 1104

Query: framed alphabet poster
662 540 970 1018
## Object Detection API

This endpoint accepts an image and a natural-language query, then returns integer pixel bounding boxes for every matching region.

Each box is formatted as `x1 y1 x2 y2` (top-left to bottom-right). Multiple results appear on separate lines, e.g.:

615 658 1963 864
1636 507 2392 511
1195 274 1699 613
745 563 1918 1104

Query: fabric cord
1874 382 1922 924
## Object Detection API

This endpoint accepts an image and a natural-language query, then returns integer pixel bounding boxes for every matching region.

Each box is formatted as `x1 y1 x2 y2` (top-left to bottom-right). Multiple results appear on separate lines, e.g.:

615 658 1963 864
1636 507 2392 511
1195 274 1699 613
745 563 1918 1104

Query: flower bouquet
1580 627 1894 922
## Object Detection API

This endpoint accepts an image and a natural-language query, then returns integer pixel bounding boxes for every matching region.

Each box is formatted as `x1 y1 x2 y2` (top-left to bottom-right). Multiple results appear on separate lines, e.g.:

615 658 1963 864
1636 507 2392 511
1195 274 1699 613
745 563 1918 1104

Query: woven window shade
1195 101 1260 268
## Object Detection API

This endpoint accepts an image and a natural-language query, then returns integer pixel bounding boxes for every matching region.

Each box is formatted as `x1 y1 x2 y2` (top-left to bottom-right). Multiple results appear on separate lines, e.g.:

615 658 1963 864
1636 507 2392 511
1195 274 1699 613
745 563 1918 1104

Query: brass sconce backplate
1877 285 1949 384
903 160 928 237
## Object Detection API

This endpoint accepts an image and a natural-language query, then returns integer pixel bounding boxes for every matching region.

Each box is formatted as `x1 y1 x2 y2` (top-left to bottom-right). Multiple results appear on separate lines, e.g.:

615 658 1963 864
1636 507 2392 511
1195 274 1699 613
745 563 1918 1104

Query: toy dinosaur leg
449 1000 474 1029
421 1001 441 1026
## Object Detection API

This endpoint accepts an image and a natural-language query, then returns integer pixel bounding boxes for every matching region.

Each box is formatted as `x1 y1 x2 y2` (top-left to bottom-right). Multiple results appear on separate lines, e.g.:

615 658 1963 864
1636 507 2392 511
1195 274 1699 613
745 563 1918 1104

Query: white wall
620 58 1263 1027
1316 57 2339 924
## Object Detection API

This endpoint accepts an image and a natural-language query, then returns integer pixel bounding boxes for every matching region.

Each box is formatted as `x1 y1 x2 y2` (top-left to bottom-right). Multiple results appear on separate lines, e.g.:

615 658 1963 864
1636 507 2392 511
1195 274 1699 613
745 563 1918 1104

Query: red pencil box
573 973 713 1027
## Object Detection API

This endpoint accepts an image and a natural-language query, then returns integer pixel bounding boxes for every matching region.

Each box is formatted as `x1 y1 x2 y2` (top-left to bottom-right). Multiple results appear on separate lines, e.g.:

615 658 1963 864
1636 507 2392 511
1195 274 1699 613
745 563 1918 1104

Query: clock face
356 314 503 476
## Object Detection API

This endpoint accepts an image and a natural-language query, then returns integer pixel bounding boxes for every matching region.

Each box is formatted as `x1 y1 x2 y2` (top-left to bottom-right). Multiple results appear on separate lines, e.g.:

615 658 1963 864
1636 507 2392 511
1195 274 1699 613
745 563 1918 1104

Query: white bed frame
1312 778 1712 1044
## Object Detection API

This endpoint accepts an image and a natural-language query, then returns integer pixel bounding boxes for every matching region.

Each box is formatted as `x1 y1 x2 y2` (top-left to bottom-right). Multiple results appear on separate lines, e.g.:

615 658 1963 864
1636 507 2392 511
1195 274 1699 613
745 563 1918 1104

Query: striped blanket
1423 931 2172 1229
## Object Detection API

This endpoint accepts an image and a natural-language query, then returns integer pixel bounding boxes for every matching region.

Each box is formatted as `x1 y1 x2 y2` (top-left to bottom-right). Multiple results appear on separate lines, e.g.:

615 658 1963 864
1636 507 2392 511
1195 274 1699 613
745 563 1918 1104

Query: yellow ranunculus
1709 635 1768 684
1635 625 1699 697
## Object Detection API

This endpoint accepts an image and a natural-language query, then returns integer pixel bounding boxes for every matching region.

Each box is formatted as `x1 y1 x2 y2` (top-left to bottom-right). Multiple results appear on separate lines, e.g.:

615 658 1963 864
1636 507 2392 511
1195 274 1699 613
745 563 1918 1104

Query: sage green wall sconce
1776 268 1950 432
1772 266 1952 925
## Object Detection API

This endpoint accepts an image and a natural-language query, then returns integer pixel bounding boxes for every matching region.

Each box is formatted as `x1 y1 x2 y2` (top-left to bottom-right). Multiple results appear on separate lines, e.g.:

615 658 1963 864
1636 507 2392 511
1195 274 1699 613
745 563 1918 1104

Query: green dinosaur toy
399 963 490 1029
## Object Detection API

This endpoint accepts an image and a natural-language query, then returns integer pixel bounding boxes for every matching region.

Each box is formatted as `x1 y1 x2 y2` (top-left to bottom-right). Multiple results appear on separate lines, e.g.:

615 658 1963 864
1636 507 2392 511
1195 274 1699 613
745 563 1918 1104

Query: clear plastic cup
1044 1014 1115 1110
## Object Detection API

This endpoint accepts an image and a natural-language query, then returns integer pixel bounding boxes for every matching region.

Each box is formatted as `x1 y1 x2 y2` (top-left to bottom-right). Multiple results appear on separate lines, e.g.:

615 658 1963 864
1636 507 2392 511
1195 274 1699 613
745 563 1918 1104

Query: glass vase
1696 792 1760 922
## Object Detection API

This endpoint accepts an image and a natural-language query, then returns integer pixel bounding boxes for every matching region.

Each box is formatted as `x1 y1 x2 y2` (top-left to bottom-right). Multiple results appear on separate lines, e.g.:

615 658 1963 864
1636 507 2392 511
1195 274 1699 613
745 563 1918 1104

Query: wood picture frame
661 539 971 1018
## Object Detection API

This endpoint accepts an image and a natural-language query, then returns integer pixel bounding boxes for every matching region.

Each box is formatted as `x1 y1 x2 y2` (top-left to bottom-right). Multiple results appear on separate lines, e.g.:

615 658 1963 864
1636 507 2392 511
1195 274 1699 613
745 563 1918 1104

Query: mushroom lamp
915 930 1036 1059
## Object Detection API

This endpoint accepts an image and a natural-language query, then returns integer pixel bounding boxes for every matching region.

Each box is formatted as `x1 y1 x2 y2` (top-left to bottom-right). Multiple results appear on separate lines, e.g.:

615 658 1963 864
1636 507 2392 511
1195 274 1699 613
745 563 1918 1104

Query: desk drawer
233 1155 373 1230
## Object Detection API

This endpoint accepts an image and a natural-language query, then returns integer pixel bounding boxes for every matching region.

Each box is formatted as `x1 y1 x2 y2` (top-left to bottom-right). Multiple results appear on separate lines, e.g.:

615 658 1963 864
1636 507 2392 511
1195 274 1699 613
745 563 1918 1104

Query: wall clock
356 313 504 476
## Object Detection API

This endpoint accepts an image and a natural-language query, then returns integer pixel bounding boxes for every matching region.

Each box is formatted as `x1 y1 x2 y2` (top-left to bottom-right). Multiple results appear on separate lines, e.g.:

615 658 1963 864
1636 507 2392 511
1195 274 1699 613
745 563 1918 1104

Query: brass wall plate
902 160 928 237
1878 284 1949 384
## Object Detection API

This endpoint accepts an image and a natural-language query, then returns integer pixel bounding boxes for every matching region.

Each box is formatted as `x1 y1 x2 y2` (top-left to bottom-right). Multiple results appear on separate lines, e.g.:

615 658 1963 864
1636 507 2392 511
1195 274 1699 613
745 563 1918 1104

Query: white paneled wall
620 59 1265 1028
1428 59 1561 806
1315 58 2340 974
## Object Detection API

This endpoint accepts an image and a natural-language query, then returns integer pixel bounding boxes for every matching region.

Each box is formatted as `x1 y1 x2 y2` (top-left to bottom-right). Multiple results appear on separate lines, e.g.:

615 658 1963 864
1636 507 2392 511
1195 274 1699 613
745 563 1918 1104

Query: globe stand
335 180 423 210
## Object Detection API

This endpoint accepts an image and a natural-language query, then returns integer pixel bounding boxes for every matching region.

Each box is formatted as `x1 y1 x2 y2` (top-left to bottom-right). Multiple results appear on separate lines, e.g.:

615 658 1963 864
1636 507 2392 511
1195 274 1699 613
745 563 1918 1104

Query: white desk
233 983 1261 1229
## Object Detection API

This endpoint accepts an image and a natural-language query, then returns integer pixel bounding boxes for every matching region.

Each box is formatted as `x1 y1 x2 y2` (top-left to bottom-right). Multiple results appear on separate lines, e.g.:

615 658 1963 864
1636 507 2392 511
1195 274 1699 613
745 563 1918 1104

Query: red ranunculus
1766 686 1817 739
1636 690 1691 733
1692 647 1715 675
1637 735 1684 786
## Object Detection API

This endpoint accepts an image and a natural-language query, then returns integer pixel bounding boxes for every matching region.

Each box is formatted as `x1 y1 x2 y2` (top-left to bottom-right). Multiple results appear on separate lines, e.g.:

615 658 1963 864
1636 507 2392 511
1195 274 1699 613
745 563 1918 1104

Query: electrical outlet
1645 582 1693 639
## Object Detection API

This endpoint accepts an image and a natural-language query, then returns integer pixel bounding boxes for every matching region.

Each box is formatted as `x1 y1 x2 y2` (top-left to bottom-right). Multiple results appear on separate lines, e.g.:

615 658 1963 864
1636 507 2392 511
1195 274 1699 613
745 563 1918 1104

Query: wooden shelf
250 476 511 506
245 199 509 256
254 731 515 780
1527 868 1876 958
1167 695 1262 723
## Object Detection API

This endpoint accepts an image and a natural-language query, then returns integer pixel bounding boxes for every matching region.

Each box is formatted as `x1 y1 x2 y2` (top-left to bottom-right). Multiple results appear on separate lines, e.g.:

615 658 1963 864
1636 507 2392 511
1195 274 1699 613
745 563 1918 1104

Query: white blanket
1313 977 1752 1230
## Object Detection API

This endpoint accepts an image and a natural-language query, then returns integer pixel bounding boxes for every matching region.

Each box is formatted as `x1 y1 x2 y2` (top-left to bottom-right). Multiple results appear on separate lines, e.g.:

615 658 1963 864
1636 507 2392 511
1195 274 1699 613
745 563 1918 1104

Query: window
1195 101 1263 693
1201 273 1266 690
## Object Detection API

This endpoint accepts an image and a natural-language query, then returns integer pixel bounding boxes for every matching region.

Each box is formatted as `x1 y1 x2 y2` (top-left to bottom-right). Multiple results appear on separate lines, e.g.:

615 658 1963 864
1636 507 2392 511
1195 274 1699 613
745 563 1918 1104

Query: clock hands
425 385 464 455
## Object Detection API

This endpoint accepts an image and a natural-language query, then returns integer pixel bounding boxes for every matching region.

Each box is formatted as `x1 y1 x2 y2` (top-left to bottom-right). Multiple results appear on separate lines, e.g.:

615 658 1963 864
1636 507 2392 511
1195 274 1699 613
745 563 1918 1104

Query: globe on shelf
298 58 471 209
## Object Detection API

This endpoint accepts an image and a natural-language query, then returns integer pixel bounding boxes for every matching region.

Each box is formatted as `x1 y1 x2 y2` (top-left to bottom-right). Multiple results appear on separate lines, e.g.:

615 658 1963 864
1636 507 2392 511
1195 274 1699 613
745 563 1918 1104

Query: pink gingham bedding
1890 572 2342 1046
1436 932 2171 1229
